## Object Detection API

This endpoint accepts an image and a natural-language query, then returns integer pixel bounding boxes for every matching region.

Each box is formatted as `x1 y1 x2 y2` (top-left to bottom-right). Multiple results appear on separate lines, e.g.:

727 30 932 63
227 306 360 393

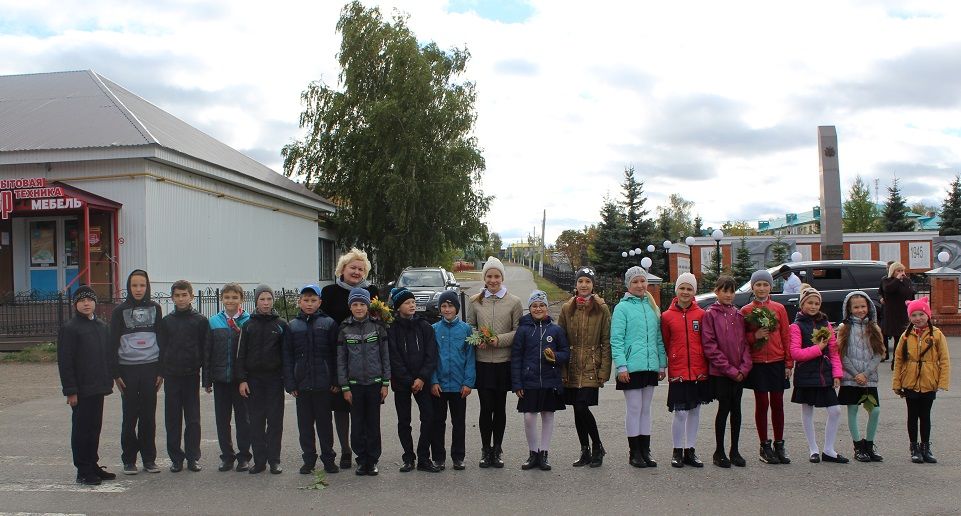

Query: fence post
57 291 65 333
459 291 467 322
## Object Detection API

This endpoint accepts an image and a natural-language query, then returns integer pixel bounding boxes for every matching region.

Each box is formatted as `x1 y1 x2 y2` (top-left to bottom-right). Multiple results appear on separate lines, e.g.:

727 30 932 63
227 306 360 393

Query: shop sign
1 177 79 219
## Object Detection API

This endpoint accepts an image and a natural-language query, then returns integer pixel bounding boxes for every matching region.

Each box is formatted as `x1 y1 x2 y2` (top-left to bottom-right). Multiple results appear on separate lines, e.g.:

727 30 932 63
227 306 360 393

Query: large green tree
282 2 490 280
842 175 879 233
655 194 696 242
591 198 630 275
619 166 657 271
940 176 961 236
555 227 595 269
766 234 790 267
732 237 754 286
881 178 914 232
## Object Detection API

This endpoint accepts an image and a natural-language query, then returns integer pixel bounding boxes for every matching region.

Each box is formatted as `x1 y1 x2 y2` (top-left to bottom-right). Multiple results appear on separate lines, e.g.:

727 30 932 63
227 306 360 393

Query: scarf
336 275 370 291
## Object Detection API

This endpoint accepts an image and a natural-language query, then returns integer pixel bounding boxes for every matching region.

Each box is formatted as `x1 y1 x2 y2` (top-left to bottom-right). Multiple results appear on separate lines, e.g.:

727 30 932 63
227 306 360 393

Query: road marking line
0 481 132 493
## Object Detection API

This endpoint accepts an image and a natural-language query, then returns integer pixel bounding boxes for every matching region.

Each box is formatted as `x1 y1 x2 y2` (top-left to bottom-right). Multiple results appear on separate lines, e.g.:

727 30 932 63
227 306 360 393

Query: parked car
695 260 888 324
388 266 460 322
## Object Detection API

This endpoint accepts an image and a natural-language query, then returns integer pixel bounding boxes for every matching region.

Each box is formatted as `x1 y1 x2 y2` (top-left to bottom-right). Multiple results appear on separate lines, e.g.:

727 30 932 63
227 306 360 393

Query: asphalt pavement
1 265 960 515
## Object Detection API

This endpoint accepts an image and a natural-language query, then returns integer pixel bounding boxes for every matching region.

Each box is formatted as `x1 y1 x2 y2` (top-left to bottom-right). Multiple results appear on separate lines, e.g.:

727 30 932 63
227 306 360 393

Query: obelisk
818 126 843 260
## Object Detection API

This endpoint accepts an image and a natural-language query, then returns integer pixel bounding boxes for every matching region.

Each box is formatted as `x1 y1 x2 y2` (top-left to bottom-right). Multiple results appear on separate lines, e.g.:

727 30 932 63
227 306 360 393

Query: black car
695 260 888 324
388 267 460 322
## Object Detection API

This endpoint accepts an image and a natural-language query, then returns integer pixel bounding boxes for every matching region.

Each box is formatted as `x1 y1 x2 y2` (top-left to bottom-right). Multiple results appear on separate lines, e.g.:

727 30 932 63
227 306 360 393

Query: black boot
628 437 645 468
491 446 505 468
712 449 731 468
854 440 871 462
479 446 492 468
910 443 924 464
865 440 883 462
683 448 704 468
729 448 746 467
521 450 539 470
572 445 591 467
773 440 791 464
921 442 937 464
539 450 551 471
639 435 657 467
671 448 684 468
589 442 605 468
759 440 779 464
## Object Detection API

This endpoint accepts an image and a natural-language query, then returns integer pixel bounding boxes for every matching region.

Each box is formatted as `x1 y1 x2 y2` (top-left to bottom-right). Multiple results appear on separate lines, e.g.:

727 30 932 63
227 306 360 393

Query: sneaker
169 462 183 473
434 461 446 471
187 460 202 472
300 463 316 475
452 459 466 470
122 463 138 475
143 462 161 474
235 460 250 472
76 472 102 486
94 466 116 480
269 463 283 474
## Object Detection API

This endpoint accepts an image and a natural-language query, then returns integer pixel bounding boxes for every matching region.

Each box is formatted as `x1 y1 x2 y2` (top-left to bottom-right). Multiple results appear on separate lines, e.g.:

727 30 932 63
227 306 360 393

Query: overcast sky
3 0 960 245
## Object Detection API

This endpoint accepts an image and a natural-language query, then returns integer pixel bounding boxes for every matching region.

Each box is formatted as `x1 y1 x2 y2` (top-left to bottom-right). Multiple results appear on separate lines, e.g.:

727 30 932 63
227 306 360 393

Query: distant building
757 204 940 235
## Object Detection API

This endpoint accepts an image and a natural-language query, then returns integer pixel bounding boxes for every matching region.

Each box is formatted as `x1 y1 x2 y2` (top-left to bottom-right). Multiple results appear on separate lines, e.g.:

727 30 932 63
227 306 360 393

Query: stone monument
818 126 844 260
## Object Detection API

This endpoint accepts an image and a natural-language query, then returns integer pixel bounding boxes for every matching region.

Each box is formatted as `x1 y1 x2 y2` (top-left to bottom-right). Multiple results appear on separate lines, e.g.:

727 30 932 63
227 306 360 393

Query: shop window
29 221 57 267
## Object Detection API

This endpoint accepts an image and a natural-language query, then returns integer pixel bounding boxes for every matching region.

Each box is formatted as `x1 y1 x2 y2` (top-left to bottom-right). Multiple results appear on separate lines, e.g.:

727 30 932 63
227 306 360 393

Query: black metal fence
541 264 676 310
0 288 303 337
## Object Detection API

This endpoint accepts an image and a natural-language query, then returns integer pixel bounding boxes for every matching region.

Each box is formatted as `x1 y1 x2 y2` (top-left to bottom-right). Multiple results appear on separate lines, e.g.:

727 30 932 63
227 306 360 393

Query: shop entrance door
27 217 81 296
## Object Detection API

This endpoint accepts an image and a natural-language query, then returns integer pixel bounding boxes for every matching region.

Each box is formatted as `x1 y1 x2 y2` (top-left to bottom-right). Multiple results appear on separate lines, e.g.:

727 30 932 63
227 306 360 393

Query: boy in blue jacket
283 284 341 475
430 291 475 471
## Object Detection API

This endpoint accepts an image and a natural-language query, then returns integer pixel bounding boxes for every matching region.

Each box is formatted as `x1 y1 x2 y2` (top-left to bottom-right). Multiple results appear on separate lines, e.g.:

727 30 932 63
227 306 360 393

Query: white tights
624 386 655 437
801 404 841 456
671 406 701 448
524 412 556 452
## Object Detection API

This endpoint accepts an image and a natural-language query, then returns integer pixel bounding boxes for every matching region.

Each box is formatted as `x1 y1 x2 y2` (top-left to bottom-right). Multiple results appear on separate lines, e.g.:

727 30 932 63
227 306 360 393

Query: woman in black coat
879 261 915 363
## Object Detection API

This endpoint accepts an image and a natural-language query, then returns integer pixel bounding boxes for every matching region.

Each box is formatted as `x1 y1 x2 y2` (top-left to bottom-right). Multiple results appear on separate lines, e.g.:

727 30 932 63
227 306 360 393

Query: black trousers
431 392 467 463
213 380 252 462
394 387 434 463
477 388 507 449
349 384 382 466
119 363 158 465
906 394 936 443
296 390 335 466
246 373 285 466
164 373 201 464
72 394 105 476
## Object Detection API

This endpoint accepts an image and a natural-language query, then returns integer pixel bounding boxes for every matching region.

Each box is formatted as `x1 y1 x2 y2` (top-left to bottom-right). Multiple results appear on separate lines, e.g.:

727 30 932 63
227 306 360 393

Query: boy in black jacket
109 269 164 475
283 284 341 475
59 286 116 485
237 284 288 474
157 279 208 473
388 288 440 473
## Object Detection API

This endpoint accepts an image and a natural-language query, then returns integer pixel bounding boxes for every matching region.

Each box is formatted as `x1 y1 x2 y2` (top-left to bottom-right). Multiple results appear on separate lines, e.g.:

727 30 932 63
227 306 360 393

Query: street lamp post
711 229 724 276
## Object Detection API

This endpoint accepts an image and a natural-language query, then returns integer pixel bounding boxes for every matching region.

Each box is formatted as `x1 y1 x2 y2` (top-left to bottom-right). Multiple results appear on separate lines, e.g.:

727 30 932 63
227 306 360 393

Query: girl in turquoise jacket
611 266 667 468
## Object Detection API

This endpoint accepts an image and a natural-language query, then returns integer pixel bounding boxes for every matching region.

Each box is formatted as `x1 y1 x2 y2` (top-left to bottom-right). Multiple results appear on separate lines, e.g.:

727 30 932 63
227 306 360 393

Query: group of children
56 259 951 485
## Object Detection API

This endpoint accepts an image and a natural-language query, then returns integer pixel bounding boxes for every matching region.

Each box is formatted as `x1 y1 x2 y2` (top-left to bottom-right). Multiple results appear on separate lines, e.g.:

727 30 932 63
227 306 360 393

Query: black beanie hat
390 287 416 308
574 266 596 287
73 285 98 305
437 290 461 313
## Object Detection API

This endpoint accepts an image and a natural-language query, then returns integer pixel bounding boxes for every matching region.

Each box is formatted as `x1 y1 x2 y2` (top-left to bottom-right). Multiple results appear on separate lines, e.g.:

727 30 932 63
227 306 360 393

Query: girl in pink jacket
790 286 846 464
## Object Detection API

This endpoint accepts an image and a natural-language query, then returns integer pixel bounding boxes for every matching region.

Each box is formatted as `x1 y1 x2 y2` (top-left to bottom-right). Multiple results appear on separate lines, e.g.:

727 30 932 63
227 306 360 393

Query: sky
2 0 961 246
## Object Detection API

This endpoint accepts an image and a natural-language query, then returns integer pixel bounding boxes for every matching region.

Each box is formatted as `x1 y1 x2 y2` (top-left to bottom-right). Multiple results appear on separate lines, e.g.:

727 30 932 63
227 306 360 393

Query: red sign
1 177 81 217
1 190 11 220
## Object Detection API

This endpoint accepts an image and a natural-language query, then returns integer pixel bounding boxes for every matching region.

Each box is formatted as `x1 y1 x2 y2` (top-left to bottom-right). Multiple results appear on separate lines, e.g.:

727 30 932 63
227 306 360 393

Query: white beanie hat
482 256 505 277
624 266 647 288
675 272 697 291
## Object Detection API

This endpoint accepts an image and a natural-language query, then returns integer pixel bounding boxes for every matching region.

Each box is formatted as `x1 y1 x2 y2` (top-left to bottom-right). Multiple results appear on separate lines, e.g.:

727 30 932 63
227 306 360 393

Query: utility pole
539 209 546 276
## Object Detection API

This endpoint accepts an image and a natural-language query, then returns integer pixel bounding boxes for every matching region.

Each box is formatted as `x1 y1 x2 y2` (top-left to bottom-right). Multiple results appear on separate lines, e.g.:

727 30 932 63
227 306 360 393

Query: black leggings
906 396 935 443
573 403 600 447
715 393 743 453
477 388 507 449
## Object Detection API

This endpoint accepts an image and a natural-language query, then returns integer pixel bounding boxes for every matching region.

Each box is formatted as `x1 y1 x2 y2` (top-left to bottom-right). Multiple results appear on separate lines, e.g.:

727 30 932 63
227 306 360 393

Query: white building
0 70 336 300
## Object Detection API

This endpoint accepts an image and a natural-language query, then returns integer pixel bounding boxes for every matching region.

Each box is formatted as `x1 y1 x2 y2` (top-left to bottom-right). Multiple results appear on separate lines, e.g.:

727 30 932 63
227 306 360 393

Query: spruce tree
940 175 961 236
619 166 657 271
843 175 879 233
591 198 630 275
732 237 754 286
766 235 790 267
881 178 915 232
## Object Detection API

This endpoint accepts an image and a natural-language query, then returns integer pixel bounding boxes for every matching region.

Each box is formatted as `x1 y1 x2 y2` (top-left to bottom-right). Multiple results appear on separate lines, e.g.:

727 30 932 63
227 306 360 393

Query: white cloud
2 0 960 247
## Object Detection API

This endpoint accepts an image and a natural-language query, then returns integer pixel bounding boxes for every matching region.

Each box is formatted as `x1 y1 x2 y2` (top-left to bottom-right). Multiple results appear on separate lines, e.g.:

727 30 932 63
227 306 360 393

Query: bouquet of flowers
745 306 778 350
812 326 832 344
466 326 496 347
368 298 394 325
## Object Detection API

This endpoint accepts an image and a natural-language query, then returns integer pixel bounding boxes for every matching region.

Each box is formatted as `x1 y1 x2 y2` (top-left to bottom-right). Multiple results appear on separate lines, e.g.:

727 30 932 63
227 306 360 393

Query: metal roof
0 70 330 209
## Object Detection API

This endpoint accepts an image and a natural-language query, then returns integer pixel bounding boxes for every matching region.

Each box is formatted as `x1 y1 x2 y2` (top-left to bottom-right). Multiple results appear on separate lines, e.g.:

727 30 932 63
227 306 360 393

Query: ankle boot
729 448 746 467
589 442 605 468
538 450 551 471
773 440 791 464
910 443 924 464
639 435 657 467
521 450 539 470
921 442 937 464
864 440 883 462
572 445 591 467
628 437 645 468
671 448 684 468
853 440 871 462
479 446 492 468
491 446 505 468
712 449 731 468
759 440 779 464
683 448 704 467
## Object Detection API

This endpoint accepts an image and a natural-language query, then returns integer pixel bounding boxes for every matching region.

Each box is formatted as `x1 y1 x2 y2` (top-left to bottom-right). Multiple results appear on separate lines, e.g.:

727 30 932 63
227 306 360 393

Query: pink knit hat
906 297 931 319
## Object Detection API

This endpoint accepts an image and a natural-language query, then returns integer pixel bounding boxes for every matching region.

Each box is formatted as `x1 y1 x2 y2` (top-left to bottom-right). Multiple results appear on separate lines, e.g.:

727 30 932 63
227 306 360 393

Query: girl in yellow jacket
893 297 950 464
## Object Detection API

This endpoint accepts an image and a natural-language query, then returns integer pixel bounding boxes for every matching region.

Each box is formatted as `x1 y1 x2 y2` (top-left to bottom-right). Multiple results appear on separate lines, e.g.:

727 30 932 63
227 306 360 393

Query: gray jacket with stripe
337 316 391 390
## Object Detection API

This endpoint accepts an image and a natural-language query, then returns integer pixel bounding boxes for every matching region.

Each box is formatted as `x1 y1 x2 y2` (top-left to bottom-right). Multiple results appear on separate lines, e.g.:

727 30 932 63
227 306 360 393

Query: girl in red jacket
740 270 793 465
661 273 712 468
